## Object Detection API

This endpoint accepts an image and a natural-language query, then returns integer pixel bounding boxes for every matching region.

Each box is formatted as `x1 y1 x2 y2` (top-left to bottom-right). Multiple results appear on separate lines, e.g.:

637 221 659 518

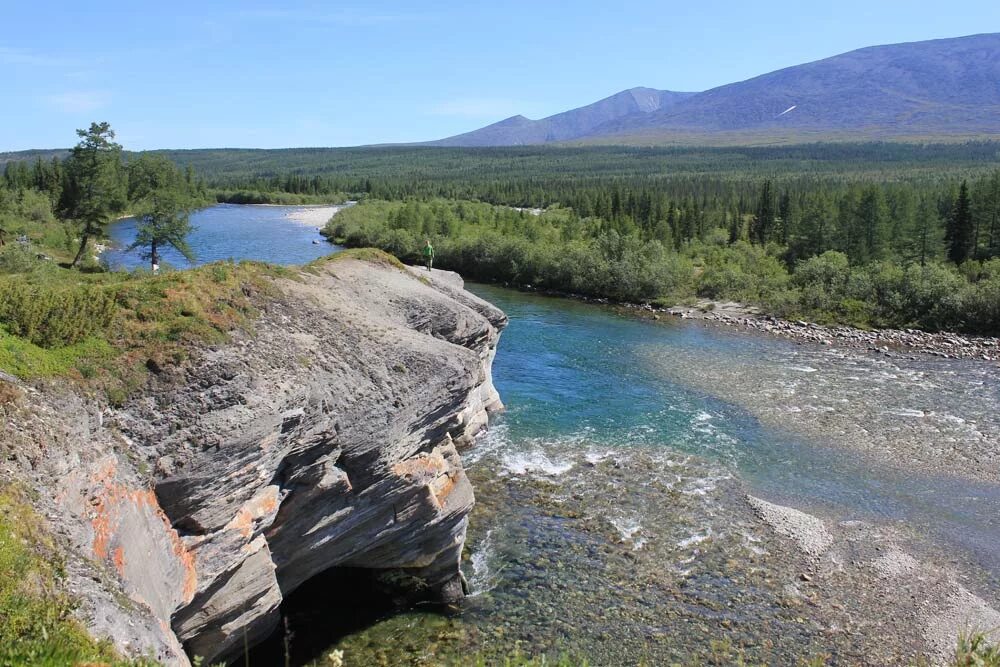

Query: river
260 287 1000 666
101 203 345 270
107 205 1000 665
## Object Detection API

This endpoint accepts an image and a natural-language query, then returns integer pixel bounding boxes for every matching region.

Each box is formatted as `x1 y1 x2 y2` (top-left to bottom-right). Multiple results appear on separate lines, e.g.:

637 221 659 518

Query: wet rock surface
318 436 998 666
0 260 505 665
292 283 1000 667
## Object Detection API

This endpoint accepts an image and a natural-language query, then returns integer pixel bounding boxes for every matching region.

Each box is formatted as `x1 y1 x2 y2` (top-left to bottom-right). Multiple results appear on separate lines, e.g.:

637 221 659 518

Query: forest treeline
1 125 210 268
324 188 1000 334
4 139 1000 333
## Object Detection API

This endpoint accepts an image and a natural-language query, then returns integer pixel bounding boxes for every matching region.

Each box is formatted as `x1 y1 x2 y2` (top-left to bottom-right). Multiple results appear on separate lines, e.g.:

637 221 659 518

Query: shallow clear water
78 198 1000 662
249 284 1000 666
101 204 339 270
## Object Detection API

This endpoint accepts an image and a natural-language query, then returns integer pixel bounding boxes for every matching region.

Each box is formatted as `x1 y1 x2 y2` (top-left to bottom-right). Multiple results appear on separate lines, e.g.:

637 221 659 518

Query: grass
311 246 407 271
0 483 146 666
954 631 1000 666
0 327 116 378
0 258 287 402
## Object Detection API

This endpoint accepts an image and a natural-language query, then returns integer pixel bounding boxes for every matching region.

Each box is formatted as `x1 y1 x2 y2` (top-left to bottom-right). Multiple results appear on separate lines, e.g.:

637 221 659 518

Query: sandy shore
253 202 356 228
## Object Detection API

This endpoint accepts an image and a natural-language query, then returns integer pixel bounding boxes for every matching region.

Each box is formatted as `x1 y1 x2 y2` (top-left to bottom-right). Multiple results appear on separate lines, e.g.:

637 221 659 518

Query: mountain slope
590 33 1000 143
431 33 1000 146
429 87 696 146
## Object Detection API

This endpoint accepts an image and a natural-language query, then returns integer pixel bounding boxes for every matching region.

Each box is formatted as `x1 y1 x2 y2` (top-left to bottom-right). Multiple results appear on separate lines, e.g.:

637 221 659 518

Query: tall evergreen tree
856 186 890 263
62 122 126 267
751 180 775 244
972 170 1000 258
777 191 792 245
727 210 742 244
127 154 196 271
914 196 942 267
946 181 974 265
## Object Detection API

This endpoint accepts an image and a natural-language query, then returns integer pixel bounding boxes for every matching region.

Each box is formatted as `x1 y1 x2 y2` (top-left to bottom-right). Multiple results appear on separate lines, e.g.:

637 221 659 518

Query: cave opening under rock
236 565 454 667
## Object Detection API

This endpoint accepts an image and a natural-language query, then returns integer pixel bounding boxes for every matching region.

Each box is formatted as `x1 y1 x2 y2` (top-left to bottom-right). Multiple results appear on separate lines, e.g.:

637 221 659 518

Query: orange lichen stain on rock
224 485 281 539
392 452 459 508
90 479 198 605
429 470 459 506
112 546 127 576
392 451 447 481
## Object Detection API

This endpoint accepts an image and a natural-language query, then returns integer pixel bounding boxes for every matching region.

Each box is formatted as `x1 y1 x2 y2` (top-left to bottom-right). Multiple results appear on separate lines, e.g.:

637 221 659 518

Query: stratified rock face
1 258 505 666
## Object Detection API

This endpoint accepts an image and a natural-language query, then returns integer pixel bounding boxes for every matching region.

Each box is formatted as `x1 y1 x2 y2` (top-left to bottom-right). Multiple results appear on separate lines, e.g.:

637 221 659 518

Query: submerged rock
1 258 506 665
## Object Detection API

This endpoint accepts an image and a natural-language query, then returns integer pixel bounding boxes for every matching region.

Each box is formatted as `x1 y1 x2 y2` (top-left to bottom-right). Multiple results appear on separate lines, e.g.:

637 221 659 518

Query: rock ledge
1 258 506 665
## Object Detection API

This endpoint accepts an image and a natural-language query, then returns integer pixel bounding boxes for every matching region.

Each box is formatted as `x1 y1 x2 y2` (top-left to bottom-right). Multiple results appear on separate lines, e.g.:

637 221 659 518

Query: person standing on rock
423 239 435 271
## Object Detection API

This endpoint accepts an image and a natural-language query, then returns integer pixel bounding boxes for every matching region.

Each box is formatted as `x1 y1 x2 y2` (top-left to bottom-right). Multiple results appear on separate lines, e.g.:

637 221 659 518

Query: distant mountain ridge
0 149 68 165
432 33 1000 146
428 87 697 146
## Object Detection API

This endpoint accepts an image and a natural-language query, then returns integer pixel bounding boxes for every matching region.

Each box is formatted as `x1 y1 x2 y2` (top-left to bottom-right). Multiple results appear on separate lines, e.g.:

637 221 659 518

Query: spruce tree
946 181 974 265
972 170 1000 257
63 122 126 267
856 186 890 263
914 196 941 267
751 180 775 244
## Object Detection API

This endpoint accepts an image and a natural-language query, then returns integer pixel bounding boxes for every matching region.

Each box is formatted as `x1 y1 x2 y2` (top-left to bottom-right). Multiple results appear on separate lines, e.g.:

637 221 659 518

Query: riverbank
265 201 356 228
489 280 1000 363
654 299 1000 362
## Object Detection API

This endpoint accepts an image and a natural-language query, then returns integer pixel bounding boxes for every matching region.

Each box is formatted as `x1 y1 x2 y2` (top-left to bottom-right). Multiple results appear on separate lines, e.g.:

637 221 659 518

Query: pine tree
127 154 196 271
751 180 775 244
63 122 126 267
946 181 974 265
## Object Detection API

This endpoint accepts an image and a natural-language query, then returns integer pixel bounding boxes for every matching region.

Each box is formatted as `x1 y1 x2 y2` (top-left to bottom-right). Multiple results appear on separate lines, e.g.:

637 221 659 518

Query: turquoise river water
109 205 1000 665
255 287 1000 666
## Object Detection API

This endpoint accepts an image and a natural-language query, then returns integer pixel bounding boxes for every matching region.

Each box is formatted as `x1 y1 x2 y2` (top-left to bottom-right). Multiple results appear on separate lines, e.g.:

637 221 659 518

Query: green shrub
0 244 48 274
0 279 117 347
696 241 790 302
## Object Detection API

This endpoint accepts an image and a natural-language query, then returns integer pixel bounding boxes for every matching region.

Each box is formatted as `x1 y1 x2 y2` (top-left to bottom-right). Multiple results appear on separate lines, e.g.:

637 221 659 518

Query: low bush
325 198 1000 334
0 279 117 347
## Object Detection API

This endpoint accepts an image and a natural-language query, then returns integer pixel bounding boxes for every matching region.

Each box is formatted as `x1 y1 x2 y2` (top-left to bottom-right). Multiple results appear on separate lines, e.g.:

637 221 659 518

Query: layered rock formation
0 256 506 665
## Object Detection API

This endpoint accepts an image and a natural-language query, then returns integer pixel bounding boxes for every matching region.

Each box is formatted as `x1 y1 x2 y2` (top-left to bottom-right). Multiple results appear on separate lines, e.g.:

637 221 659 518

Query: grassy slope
0 218 298 663
0 482 148 666
0 259 290 405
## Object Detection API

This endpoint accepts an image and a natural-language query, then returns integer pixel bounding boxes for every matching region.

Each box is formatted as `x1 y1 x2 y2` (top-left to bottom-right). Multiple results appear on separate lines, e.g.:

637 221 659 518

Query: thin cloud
0 46 72 68
427 98 527 119
43 91 111 114
237 8 429 26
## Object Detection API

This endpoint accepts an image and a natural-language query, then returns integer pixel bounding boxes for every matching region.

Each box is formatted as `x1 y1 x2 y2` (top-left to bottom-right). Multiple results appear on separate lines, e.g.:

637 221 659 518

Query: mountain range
429 33 1000 146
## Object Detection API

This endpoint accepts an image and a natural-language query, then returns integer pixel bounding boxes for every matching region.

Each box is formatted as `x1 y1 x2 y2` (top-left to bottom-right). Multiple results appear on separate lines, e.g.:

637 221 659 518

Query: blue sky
2 1 999 150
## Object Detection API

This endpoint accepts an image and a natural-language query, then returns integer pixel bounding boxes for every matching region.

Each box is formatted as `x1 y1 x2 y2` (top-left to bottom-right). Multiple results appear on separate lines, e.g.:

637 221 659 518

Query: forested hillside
5 139 1000 333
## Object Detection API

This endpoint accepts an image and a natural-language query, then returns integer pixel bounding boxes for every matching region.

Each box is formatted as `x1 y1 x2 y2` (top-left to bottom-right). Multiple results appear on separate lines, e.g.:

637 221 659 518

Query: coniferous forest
3 141 1000 333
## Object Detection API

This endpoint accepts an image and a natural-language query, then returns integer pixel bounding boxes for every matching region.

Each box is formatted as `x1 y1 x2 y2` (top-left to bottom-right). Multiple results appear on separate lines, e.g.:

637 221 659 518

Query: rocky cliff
0 256 506 665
